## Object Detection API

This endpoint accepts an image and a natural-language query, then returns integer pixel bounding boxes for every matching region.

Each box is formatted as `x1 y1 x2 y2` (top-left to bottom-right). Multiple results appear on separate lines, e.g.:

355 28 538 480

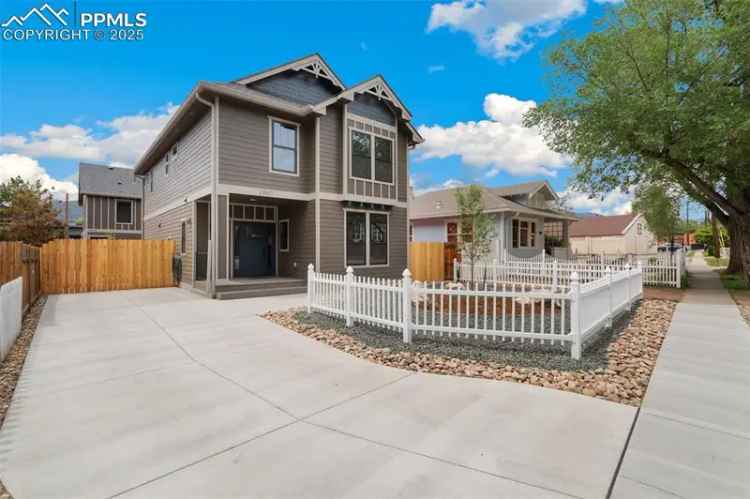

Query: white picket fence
467 250 684 288
0 278 23 362
307 264 643 359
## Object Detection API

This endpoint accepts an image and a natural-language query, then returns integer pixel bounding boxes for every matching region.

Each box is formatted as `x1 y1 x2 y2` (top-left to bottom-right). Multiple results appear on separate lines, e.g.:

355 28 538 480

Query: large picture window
270 118 298 175
116 200 133 224
346 211 367 266
346 210 389 266
350 130 394 184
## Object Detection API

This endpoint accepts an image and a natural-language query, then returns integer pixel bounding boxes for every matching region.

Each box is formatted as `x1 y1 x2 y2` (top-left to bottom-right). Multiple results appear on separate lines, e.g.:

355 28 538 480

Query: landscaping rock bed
264 299 676 407
0 295 45 499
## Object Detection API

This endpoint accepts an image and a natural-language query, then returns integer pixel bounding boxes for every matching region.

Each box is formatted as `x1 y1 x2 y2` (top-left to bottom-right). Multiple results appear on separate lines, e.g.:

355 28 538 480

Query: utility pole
64 192 69 239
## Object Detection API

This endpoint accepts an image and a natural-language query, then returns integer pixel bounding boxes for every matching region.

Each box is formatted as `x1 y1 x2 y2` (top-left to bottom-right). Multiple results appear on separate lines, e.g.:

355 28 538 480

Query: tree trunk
727 218 744 273
711 215 721 258
736 215 750 285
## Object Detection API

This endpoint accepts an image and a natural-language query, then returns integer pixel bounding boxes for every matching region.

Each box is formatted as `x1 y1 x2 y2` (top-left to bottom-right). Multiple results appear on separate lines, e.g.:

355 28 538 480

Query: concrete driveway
0 288 636 498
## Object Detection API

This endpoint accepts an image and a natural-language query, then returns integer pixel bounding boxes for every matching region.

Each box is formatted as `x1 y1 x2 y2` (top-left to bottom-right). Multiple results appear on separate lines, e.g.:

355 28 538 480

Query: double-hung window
346 210 388 266
512 219 536 248
270 118 299 175
350 130 393 184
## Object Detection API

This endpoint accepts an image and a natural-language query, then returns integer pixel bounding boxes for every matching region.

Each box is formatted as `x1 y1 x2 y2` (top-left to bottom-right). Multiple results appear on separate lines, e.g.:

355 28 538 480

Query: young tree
455 185 496 281
0 176 61 245
632 184 681 245
525 0 750 283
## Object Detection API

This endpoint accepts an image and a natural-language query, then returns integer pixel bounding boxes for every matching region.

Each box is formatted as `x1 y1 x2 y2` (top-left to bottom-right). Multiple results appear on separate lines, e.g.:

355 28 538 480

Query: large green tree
0 176 61 245
632 184 681 243
525 0 750 282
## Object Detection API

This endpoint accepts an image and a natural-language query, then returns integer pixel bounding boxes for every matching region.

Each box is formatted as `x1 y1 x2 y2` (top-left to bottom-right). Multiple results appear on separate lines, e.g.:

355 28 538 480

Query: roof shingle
569 213 637 237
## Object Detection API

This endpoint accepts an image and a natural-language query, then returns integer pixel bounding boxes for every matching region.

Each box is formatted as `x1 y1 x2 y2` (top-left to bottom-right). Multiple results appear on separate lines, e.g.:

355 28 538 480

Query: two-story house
133 54 423 298
410 181 578 260
78 163 143 240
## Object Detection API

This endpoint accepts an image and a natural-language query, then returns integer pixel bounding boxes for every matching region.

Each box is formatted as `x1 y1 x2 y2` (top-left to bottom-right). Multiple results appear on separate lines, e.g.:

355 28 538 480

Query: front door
233 222 275 277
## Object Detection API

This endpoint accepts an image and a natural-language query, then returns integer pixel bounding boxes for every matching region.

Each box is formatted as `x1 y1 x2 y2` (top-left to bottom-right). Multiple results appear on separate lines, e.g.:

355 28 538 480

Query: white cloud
561 188 633 215
427 64 446 74
0 103 177 167
415 93 568 177
0 154 78 200
427 0 586 61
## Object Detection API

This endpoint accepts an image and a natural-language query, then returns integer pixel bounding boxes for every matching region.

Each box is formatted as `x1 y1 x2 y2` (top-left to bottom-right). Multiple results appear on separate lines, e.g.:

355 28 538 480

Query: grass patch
720 272 750 290
705 256 729 267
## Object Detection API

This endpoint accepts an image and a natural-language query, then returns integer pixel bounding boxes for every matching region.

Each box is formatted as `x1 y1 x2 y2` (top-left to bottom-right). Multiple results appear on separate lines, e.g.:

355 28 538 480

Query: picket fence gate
307 264 644 359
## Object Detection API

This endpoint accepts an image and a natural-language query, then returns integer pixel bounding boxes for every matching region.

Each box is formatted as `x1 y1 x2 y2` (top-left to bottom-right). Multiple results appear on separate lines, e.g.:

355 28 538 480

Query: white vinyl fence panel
307 264 643 360
0 277 23 362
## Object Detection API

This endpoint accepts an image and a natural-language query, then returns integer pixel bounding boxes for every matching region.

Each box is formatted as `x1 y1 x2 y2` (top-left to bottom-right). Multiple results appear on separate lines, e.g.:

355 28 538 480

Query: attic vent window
435 201 442 210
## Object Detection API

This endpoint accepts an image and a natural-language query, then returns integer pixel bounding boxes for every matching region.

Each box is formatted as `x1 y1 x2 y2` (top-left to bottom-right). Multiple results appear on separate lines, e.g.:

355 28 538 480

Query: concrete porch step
215 278 305 293
216 286 307 300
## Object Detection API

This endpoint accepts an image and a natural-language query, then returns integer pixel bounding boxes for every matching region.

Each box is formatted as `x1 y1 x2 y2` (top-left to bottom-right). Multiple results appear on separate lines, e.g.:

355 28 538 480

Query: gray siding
319 200 407 279
319 105 342 193
349 93 396 126
248 70 338 105
218 101 314 193
143 203 193 284
84 195 142 235
143 111 211 215
278 200 316 279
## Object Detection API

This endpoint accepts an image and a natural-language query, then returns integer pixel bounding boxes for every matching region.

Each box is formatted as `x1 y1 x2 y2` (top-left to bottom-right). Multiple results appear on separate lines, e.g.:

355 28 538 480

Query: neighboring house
132 53 422 296
78 163 143 239
410 181 578 259
53 199 83 239
569 213 656 255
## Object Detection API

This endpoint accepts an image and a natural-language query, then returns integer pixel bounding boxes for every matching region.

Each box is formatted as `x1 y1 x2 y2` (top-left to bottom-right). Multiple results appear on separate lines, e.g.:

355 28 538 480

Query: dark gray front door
233 222 275 277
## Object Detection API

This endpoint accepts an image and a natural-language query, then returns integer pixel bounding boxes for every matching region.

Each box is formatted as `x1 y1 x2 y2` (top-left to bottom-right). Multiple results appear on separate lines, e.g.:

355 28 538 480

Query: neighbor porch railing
307 263 643 359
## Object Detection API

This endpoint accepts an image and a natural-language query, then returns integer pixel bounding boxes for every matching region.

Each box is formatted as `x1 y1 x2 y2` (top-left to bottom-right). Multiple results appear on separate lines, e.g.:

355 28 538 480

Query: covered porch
192 192 314 298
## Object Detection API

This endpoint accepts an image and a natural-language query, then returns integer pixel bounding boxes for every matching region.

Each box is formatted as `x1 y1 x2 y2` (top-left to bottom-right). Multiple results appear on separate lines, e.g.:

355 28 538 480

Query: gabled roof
491 180 558 201
569 213 639 237
233 53 346 91
79 163 142 200
409 183 577 222
313 74 413 121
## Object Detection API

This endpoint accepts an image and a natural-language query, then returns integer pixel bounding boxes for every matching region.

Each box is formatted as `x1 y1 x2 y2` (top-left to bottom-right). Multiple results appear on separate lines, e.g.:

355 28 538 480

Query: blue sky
0 0 639 214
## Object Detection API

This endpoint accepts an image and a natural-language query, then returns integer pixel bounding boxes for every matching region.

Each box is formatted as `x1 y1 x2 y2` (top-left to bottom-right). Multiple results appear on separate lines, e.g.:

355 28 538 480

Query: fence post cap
345 266 354 274
570 271 579 281
307 263 314 271
402 268 412 278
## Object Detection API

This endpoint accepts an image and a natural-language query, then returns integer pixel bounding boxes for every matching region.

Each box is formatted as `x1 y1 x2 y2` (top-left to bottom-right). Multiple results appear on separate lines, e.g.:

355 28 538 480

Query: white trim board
143 185 212 221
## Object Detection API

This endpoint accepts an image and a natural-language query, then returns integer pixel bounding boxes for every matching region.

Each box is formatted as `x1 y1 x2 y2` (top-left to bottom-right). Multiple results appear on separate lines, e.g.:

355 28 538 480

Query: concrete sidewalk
612 253 750 498
0 287 636 498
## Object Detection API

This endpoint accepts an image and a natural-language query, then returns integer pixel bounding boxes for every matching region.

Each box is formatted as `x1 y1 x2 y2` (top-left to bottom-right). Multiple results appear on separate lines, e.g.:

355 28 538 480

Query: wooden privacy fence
41 239 176 294
0 242 42 313
409 242 460 282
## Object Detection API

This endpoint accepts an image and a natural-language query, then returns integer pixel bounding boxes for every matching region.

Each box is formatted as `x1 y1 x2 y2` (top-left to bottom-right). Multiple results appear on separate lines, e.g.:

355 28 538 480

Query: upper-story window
269 117 299 175
116 200 133 224
351 130 393 184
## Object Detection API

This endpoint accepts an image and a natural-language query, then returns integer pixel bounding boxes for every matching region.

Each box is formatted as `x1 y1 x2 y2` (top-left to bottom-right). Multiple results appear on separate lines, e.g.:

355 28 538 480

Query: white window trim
115 199 134 225
164 153 170 177
344 208 390 268
279 219 290 253
268 115 301 177
349 129 395 186
511 217 538 248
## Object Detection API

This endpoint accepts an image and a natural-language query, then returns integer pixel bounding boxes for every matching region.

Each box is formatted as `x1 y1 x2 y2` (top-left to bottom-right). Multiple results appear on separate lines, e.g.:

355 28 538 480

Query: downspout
195 91 218 298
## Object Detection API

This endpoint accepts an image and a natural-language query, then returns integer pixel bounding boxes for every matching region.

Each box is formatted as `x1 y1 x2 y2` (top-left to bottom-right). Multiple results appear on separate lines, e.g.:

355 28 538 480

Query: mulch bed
264 298 676 407
0 296 46 499
730 290 750 327
644 286 684 302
